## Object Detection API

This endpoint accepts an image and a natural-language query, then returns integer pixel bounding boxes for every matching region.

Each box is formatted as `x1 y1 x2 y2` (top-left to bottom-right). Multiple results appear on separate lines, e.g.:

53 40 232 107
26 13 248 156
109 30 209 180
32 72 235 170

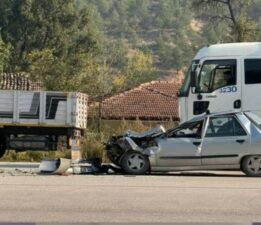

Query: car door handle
236 139 245 144
193 142 201 146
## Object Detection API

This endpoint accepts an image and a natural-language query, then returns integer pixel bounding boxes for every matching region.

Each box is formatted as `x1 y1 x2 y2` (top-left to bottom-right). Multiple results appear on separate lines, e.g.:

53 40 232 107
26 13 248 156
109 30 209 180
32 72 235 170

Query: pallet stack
0 73 42 91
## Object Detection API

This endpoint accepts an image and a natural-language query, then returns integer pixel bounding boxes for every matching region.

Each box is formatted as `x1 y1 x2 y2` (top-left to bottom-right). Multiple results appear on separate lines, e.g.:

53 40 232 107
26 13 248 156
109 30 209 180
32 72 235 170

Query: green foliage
0 0 103 92
1 0 260 94
123 50 158 89
0 36 11 72
83 0 200 74
192 0 261 42
237 0 259 42
81 130 107 161
0 150 70 162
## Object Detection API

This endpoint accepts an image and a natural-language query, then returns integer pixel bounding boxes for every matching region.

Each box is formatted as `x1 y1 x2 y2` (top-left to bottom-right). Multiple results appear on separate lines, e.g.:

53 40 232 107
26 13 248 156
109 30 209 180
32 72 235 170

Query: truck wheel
0 138 6 158
121 151 149 175
0 146 6 158
241 155 261 177
0 149 5 158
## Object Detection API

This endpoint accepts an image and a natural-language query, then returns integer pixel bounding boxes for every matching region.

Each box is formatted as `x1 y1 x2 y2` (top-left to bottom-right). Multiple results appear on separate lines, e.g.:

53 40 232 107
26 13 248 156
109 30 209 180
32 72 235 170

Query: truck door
187 59 241 119
242 58 261 117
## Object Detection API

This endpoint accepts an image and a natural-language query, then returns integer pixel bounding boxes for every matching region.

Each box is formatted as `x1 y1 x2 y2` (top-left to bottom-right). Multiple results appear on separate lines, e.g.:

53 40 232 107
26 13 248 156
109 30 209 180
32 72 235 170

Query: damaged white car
105 112 261 176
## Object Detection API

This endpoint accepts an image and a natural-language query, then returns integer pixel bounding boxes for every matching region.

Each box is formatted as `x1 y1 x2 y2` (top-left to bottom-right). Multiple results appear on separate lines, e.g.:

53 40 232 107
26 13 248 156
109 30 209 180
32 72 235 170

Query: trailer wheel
241 155 261 177
121 151 149 175
0 140 6 158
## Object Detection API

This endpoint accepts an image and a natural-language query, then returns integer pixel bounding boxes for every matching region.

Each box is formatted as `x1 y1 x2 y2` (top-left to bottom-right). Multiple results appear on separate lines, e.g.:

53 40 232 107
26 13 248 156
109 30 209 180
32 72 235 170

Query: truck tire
0 136 6 158
0 145 6 158
121 151 149 175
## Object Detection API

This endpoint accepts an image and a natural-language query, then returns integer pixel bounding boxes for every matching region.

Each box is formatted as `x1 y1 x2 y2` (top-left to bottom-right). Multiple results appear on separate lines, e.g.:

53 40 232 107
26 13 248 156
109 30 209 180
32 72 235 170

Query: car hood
124 125 166 139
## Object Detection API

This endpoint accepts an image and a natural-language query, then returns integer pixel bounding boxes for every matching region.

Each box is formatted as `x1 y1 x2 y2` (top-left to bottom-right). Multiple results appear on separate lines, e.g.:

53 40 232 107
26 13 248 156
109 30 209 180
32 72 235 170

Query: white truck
178 42 261 123
0 90 88 157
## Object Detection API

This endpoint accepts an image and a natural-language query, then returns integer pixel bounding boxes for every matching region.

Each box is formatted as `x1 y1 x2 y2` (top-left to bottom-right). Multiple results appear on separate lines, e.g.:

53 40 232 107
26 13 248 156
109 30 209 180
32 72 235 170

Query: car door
156 120 203 167
201 115 250 165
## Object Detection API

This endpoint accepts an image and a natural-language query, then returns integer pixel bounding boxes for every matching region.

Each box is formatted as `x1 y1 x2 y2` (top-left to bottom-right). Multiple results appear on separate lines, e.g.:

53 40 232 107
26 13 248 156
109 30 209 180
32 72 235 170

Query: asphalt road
0 163 261 223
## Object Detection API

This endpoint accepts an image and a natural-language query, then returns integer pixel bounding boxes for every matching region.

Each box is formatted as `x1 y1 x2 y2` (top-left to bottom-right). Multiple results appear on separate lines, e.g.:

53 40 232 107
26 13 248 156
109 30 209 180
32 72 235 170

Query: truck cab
178 42 261 123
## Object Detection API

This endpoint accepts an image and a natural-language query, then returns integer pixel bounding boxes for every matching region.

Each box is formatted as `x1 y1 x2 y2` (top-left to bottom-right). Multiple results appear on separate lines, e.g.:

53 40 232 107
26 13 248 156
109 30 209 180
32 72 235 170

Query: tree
0 36 11 73
192 0 260 42
123 50 158 89
0 0 103 91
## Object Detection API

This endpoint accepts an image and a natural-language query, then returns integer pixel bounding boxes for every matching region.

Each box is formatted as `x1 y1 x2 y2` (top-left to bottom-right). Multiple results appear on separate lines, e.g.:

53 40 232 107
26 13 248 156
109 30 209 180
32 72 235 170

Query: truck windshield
197 60 236 93
179 60 199 97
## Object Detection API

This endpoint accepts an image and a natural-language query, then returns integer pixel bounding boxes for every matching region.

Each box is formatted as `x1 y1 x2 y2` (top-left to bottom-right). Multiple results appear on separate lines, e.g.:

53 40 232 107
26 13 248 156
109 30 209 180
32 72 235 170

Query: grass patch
0 149 71 162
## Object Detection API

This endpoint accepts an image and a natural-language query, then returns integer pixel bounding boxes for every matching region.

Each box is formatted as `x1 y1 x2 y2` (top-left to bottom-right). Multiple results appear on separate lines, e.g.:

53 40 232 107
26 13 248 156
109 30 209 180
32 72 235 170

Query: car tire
121 151 150 175
241 155 261 177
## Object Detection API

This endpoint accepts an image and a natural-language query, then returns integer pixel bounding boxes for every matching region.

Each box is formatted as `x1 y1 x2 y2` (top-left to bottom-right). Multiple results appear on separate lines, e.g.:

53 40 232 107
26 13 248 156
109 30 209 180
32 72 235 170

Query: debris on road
39 157 123 175
39 158 71 175
0 158 123 176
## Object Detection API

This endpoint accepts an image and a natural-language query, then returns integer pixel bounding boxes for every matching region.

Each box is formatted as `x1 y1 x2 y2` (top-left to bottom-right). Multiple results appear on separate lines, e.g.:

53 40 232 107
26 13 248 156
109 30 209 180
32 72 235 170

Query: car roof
184 111 242 124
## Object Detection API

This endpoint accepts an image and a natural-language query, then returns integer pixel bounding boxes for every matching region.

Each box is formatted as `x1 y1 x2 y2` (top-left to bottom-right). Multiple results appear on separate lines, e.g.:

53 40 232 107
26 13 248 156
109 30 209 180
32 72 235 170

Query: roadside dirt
0 168 37 176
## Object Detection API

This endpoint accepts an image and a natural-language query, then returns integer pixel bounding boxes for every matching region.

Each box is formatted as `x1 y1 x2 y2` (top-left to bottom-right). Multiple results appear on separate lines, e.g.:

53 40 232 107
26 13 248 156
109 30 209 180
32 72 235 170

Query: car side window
168 121 203 138
206 116 247 137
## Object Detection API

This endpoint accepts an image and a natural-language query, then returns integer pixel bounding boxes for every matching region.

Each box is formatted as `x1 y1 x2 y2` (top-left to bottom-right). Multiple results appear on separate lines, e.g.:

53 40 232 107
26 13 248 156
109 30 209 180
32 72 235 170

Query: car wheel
121 151 149 175
242 155 261 177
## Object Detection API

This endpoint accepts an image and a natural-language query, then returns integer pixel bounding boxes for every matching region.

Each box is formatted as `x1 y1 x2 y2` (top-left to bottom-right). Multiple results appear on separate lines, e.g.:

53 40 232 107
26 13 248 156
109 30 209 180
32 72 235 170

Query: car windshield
166 119 203 138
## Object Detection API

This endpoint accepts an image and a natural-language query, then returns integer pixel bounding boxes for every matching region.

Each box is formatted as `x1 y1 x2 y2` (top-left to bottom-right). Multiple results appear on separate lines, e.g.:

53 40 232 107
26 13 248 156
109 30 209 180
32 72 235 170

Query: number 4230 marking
219 86 237 93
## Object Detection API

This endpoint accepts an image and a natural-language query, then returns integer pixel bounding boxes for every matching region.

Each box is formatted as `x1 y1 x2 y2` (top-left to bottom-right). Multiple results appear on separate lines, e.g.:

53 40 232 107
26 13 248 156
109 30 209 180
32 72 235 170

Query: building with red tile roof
89 80 182 121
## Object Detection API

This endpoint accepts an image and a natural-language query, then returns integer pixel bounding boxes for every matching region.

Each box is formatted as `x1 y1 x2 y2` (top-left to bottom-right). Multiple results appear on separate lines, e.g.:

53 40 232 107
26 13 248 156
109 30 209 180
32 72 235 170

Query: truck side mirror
190 71 196 87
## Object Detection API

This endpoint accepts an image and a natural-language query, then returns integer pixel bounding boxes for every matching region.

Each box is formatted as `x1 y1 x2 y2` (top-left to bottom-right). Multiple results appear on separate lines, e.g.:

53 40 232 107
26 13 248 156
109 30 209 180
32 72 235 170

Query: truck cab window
245 59 261 84
198 60 236 93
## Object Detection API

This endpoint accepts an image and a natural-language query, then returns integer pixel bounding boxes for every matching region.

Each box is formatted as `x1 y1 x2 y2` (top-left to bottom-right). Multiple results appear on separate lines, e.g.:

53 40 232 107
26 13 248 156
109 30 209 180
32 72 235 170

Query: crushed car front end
105 125 165 172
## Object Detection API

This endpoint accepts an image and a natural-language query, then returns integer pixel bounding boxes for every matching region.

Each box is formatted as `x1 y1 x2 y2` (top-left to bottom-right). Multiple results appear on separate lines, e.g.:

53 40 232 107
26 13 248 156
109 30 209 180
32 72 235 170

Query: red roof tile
89 80 182 121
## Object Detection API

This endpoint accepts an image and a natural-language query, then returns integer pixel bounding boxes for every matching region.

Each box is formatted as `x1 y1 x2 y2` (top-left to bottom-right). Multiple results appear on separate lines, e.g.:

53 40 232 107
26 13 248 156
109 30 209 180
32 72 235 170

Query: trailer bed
0 90 88 129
